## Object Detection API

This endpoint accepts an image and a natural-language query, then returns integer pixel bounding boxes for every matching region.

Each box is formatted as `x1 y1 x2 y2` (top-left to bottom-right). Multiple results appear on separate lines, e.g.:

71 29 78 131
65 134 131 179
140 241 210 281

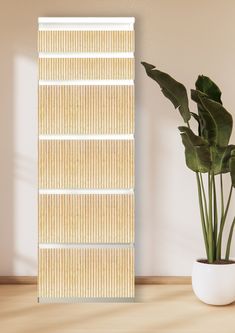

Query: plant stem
220 174 224 218
216 184 233 260
199 173 209 232
225 217 235 260
212 174 218 252
196 172 209 259
218 174 224 259
208 172 214 263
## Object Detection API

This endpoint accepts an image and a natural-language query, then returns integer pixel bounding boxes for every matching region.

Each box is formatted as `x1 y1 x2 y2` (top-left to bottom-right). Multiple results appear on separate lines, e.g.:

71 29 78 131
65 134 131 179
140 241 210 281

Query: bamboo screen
38 17 135 302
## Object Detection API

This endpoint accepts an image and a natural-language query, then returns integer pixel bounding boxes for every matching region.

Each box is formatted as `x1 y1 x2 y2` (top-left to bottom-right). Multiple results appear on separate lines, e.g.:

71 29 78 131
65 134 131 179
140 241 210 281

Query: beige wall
1 0 235 276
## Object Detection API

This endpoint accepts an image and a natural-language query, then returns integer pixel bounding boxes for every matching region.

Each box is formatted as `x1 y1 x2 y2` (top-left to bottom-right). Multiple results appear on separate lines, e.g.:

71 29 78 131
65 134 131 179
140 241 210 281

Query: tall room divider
38 17 135 302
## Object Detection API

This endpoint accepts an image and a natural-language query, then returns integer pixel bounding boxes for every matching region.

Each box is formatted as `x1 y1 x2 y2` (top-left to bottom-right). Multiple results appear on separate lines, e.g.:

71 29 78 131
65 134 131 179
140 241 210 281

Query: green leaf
178 126 211 173
191 90 215 144
211 145 235 175
229 150 235 187
221 145 235 174
141 62 191 123
191 90 233 147
200 96 233 147
191 112 202 136
211 146 226 175
195 75 222 104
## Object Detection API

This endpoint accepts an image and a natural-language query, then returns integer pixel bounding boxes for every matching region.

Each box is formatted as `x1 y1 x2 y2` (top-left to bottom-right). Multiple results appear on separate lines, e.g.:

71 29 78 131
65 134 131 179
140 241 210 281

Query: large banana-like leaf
229 150 235 187
211 145 235 175
141 62 191 123
178 126 211 173
200 96 233 147
221 145 235 174
191 112 202 136
191 89 215 143
195 75 222 104
191 90 233 147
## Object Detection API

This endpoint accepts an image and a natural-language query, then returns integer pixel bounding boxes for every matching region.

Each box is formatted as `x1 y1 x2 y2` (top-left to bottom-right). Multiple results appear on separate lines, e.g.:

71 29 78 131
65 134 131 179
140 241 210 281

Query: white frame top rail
38 17 135 31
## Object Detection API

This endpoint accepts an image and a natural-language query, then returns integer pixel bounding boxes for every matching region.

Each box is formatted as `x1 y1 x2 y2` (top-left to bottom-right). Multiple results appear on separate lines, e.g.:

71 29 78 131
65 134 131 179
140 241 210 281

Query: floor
1 285 235 333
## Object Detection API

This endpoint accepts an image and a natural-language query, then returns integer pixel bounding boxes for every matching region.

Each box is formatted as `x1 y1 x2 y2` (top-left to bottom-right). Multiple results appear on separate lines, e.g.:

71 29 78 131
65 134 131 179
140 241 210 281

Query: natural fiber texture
39 140 134 189
39 194 134 243
38 19 135 299
39 248 134 298
39 85 134 134
39 58 134 80
38 30 134 53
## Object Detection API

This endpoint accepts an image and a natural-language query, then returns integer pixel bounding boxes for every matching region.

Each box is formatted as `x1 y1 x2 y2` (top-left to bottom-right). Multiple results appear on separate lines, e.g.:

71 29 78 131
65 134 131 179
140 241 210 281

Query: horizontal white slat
39 24 134 31
39 189 134 195
39 80 134 86
39 134 134 141
38 17 135 31
39 52 134 58
38 17 135 24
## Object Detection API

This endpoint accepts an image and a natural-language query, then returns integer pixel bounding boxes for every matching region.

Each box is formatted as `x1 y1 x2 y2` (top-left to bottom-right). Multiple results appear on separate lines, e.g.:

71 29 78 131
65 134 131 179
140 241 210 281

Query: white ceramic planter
192 260 235 305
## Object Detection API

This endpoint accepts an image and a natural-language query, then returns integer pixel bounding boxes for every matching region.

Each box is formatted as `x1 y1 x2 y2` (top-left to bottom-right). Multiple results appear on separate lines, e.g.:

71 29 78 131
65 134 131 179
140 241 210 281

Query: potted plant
141 62 235 305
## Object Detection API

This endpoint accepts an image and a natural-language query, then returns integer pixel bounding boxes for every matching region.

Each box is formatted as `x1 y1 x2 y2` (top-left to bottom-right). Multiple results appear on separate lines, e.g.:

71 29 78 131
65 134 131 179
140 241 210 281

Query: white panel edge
38 18 134 31
39 52 134 58
39 24 133 31
39 134 134 140
39 189 134 195
38 297 135 303
38 17 135 24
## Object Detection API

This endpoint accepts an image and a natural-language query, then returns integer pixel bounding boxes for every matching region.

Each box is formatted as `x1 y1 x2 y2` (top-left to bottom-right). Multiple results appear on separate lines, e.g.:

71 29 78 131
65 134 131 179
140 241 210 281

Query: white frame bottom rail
38 297 135 303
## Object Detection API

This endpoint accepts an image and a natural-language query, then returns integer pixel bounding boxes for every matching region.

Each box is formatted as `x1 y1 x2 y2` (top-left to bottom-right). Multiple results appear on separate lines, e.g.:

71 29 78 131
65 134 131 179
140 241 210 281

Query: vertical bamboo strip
39 140 134 189
38 30 134 52
39 194 134 243
39 58 134 80
38 18 135 300
39 248 134 298
39 85 134 134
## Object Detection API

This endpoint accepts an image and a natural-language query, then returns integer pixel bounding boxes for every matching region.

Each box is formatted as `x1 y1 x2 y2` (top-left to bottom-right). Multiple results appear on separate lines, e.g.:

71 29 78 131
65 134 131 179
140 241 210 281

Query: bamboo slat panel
39 140 134 189
38 30 134 53
39 58 134 80
39 194 134 243
39 86 134 134
39 248 134 298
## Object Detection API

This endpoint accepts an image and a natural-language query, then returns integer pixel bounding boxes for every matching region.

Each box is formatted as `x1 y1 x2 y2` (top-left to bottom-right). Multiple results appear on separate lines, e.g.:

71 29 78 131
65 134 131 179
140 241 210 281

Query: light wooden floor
1 284 235 333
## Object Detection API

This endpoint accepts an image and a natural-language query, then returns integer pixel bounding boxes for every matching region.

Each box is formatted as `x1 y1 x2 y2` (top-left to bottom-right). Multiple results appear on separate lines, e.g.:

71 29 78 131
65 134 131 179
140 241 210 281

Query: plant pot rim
195 259 235 267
